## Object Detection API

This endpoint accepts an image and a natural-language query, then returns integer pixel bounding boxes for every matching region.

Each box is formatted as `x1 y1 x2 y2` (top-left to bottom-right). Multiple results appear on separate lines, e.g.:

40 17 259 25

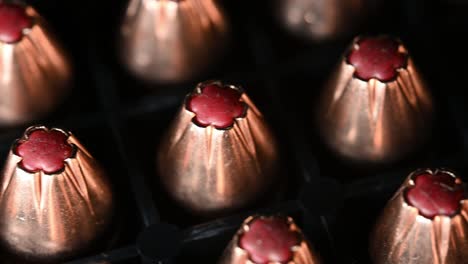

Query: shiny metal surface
316 37 433 164
0 126 113 261
0 5 71 126
371 169 468 264
119 0 229 83
276 0 367 41
157 81 278 216
219 215 322 264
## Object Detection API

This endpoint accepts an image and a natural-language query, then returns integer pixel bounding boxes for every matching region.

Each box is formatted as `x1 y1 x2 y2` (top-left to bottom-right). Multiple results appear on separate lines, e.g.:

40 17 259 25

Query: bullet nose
405 171 465 219
119 0 229 84
316 35 433 164
157 81 278 216
219 215 322 264
0 2 72 127
347 36 407 82
239 217 300 263
0 3 32 43
0 126 113 262
371 169 468 264
15 129 74 174
187 84 246 129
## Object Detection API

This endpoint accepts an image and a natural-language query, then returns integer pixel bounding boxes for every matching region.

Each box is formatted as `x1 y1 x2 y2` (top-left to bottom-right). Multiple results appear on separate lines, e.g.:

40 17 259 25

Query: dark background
0 0 467 263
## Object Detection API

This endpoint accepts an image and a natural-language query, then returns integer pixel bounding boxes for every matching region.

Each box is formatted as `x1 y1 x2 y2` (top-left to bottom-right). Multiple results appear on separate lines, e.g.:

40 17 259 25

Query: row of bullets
0 0 380 126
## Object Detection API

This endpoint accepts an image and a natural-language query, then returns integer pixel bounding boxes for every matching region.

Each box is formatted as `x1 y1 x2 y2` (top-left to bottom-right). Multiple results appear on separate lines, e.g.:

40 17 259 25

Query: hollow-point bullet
0 126 113 261
276 0 369 41
119 0 229 84
157 80 278 216
371 168 468 264
0 1 71 126
219 215 322 264
316 35 433 164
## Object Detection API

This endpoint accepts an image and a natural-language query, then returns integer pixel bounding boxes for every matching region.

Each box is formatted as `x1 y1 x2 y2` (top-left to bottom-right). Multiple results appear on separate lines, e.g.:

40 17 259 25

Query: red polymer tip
405 172 465 219
187 83 245 129
0 3 31 43
239 217 300 264
16 129 73 174
348 36 407 82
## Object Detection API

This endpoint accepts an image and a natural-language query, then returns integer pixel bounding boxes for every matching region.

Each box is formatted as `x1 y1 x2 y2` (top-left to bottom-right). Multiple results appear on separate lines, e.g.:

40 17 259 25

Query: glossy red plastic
348 36 406 82
239 217 299 264
16 129 73 174
187 84 245 129
405 172 465 218
0 3 31 43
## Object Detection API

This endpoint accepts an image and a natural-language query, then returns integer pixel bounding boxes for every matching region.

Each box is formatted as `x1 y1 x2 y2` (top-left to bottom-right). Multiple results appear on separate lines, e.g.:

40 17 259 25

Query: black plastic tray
1 0 467 263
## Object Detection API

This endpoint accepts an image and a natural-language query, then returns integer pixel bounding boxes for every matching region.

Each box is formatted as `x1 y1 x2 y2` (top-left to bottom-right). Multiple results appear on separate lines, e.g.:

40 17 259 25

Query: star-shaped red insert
15 129 73 174
239 217 300 264
0 3 32 44
347 36 407 82
186 83 245 129
405 172 465 219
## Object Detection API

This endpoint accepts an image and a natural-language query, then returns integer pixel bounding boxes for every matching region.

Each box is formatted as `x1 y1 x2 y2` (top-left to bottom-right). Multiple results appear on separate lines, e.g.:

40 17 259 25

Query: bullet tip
239 217 300 264
0 3 32 44
348 36 407 82
187 83 245 129
405 171 465 219
15 128 73 174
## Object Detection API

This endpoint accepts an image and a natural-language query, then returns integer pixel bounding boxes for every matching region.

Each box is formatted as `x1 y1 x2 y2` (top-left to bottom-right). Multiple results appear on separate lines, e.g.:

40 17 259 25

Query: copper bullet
276 0 368 41
316 35 433 164
0 126 113 261
119 0 229 84
371 168 468 264
219 215 322 264
157 80 278 215
0 1 71 126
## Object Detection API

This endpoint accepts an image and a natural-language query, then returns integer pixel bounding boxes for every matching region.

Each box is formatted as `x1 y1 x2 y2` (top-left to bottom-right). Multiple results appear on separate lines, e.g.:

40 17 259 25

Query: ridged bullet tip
187 83 245 129
239 217 300 264
348 36 407 82
405 171 465 219
15 128 73 174
0 3 31 43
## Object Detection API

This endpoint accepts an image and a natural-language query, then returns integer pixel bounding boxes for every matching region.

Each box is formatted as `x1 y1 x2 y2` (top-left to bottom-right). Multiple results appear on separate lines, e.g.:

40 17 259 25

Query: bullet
157 80 278 216
316 35 433 164
219 215 322 264
371 168 468 264
0 126 113 261
0 2 71 126
276 0 368 41
119 0 229 83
